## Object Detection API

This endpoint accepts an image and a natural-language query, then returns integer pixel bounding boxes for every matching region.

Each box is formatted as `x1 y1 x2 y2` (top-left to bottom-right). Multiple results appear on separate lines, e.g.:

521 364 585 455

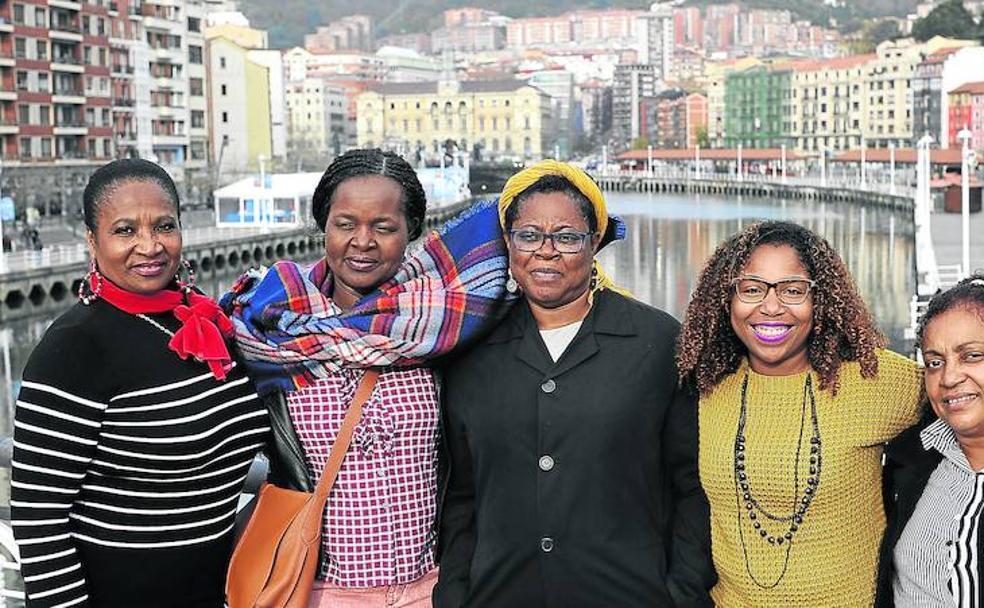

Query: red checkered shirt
286 366 440 587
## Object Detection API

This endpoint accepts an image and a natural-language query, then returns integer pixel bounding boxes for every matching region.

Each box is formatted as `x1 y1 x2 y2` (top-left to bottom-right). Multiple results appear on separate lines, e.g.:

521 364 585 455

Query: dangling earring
78 259 103 305
589 265 599 291
506 269 519 294
176 259 196 292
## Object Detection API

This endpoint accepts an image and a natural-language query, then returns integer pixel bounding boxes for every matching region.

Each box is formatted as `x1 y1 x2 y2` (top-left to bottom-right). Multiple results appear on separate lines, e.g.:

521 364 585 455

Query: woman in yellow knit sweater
677 220 923 607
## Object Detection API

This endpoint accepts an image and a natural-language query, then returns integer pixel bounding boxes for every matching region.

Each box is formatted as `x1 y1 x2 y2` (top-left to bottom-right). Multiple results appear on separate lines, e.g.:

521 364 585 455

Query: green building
724 65 793 148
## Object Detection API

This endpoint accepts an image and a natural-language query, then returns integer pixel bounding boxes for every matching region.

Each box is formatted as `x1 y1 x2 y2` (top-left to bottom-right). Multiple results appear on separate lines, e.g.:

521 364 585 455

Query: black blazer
876 414 984 607
434 290 715 608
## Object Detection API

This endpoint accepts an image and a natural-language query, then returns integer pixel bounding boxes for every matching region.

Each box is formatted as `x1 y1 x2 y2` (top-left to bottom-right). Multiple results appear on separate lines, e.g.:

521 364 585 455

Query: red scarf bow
93 275 235 381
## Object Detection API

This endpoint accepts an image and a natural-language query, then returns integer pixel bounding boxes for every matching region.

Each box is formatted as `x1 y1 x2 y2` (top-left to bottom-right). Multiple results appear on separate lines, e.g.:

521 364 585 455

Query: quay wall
0 199 472 322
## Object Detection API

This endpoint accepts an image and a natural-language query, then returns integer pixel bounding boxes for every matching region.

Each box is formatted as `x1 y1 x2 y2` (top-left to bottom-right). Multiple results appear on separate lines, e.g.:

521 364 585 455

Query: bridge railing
592 167 915 199
0 224 307 276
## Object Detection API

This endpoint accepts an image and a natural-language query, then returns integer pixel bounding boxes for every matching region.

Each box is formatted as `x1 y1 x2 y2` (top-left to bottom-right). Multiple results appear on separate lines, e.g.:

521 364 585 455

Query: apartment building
947 81 984 150
284 78 347 167
788 55 872 152
723 63 792 149
304 14 372 53
356 79 553 160
702 57 761 147
206 35 270 178
612 63 656 145
0 0 119 213
634 4 674 80
640 89 707 149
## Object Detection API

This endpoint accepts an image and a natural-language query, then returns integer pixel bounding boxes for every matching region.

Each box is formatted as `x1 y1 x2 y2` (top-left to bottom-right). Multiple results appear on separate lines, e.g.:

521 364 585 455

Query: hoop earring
176 259 196 291
78 259 103 305
506 269 519 294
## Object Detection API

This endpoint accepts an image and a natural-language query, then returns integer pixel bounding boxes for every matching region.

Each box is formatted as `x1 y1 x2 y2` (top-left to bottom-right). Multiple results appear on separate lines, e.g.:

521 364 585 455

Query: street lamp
957 127 974 278
737 143 743 182
915 133 938 295
860 135 867 189
889 143 896 196
647 144 653 177
781 144 787 184
695 143 701 180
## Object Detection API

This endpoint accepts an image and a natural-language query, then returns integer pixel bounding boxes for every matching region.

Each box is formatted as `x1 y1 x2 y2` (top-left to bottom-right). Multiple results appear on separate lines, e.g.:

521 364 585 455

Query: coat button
540 537 554 553
541 379 556 393
538 455 554 471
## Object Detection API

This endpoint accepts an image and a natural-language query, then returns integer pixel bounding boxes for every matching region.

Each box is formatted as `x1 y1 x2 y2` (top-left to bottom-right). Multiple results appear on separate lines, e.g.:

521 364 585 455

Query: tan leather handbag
226 369 381 608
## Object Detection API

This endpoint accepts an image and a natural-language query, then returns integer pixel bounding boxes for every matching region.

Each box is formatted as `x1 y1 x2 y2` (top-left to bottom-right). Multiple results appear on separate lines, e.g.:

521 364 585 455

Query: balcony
51 56 85 73
52 92 86 104
0 18 13 34
50 22 84 42
0 118 18 135
111 64 135 76
113 97 136 109
49 0 83 11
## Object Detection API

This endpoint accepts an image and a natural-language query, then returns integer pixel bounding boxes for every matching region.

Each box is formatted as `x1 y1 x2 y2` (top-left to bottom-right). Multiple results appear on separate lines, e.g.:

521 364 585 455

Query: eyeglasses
509 229 592 254
732 277 816 305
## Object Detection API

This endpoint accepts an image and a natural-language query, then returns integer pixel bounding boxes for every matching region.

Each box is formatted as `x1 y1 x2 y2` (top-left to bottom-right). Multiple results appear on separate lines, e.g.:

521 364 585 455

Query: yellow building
206 36 273 177
204 23 268 50
789 55 873 152
862 36 977 148
356 79 553 160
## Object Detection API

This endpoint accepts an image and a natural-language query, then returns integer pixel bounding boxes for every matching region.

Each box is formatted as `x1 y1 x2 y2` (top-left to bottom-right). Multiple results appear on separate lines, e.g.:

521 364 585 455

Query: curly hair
916 273 984 346
676 220 885 396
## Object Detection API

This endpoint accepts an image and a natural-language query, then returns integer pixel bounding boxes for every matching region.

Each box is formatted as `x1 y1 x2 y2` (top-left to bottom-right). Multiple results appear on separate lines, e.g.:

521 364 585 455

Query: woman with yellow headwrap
433 161 715 607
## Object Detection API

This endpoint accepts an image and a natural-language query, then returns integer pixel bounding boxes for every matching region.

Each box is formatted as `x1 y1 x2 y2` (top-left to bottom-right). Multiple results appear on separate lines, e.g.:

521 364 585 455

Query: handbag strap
312 368 380 503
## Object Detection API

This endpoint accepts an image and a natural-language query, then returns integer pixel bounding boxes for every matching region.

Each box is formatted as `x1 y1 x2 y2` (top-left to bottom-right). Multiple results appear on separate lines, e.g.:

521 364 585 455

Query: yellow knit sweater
699 349 922 607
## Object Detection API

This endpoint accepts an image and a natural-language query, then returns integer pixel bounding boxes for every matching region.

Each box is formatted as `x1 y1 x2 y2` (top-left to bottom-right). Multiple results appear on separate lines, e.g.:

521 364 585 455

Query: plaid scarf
222 199 515 396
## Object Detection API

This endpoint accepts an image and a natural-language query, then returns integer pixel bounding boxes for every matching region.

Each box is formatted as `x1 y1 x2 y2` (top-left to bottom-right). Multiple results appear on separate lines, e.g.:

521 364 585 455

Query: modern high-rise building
612 64 656 145
634 4 674 81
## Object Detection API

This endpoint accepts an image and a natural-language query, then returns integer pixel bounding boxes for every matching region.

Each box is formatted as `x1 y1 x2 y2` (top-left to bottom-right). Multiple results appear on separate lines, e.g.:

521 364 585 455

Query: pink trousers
307 568 439 608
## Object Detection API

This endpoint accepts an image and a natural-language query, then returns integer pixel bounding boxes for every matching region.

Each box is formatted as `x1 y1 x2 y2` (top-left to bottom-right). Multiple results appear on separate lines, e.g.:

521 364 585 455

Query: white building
634 3 675 81
940 46 984 148
376 46 441 82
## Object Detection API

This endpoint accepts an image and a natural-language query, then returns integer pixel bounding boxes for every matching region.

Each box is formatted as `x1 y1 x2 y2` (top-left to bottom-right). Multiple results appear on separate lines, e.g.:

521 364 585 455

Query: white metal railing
0 521 24 605
904 263 965 340
0 224 303 276
593 167 916 200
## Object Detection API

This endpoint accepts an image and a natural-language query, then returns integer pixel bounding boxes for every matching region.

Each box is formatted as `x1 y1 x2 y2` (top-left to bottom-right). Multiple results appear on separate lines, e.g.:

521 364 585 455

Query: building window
15 71 27 91
190 77 203 96
18 104 30 125
12 4 24 24
38 105 49 125
41 138 52 158
14 38 26 59
187 17 201 32
189 45 203 64
222 111 228 123
20 137 31 158
221 84 227 96
220 56 226 69
191 110 204 128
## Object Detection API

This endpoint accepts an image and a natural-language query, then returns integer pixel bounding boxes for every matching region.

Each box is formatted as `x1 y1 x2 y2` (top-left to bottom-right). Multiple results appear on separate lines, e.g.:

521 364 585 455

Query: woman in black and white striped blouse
11 159 268 607
878 274 984 608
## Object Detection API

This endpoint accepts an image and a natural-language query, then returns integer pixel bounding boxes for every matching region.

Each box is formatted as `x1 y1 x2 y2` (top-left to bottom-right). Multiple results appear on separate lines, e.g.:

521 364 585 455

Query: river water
0 190 915 515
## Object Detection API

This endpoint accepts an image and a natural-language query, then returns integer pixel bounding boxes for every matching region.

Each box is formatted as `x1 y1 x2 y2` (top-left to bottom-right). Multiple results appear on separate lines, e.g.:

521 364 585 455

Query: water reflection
596 191 914 351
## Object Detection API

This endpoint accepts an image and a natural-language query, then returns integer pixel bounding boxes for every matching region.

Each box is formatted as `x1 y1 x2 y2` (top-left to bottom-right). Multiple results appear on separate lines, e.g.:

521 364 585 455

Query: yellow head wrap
497 159 628 298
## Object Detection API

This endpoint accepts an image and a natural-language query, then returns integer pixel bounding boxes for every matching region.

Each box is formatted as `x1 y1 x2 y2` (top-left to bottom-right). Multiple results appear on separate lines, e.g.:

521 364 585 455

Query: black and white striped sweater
11 300 269 608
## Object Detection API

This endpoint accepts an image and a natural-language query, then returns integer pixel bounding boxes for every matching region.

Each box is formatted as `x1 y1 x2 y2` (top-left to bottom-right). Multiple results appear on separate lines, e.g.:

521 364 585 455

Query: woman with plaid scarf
223 149 513 607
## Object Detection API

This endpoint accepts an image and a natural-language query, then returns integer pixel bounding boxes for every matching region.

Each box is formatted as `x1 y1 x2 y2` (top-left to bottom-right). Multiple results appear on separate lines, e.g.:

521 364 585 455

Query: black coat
876 414 984 607
433 290 715 608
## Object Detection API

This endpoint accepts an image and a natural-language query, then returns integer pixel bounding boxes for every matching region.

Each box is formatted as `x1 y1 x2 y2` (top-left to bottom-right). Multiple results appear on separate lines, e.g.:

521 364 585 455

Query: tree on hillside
911 0 981 42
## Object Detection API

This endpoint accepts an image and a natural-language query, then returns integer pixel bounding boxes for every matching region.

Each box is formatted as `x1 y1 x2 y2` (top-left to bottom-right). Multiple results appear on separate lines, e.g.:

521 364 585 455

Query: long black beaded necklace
732 371 823 589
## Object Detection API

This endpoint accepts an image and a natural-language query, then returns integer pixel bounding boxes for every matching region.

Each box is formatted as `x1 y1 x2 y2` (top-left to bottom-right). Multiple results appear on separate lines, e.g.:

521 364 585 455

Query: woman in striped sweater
11 159 268 607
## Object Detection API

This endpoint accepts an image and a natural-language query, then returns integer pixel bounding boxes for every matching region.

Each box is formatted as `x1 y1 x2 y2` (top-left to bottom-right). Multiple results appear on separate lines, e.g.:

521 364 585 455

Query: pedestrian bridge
590 168 915 210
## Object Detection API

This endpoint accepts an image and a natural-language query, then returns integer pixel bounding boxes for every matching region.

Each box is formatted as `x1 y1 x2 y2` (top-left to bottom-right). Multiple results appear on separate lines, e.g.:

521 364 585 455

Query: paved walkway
930 209 984 277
